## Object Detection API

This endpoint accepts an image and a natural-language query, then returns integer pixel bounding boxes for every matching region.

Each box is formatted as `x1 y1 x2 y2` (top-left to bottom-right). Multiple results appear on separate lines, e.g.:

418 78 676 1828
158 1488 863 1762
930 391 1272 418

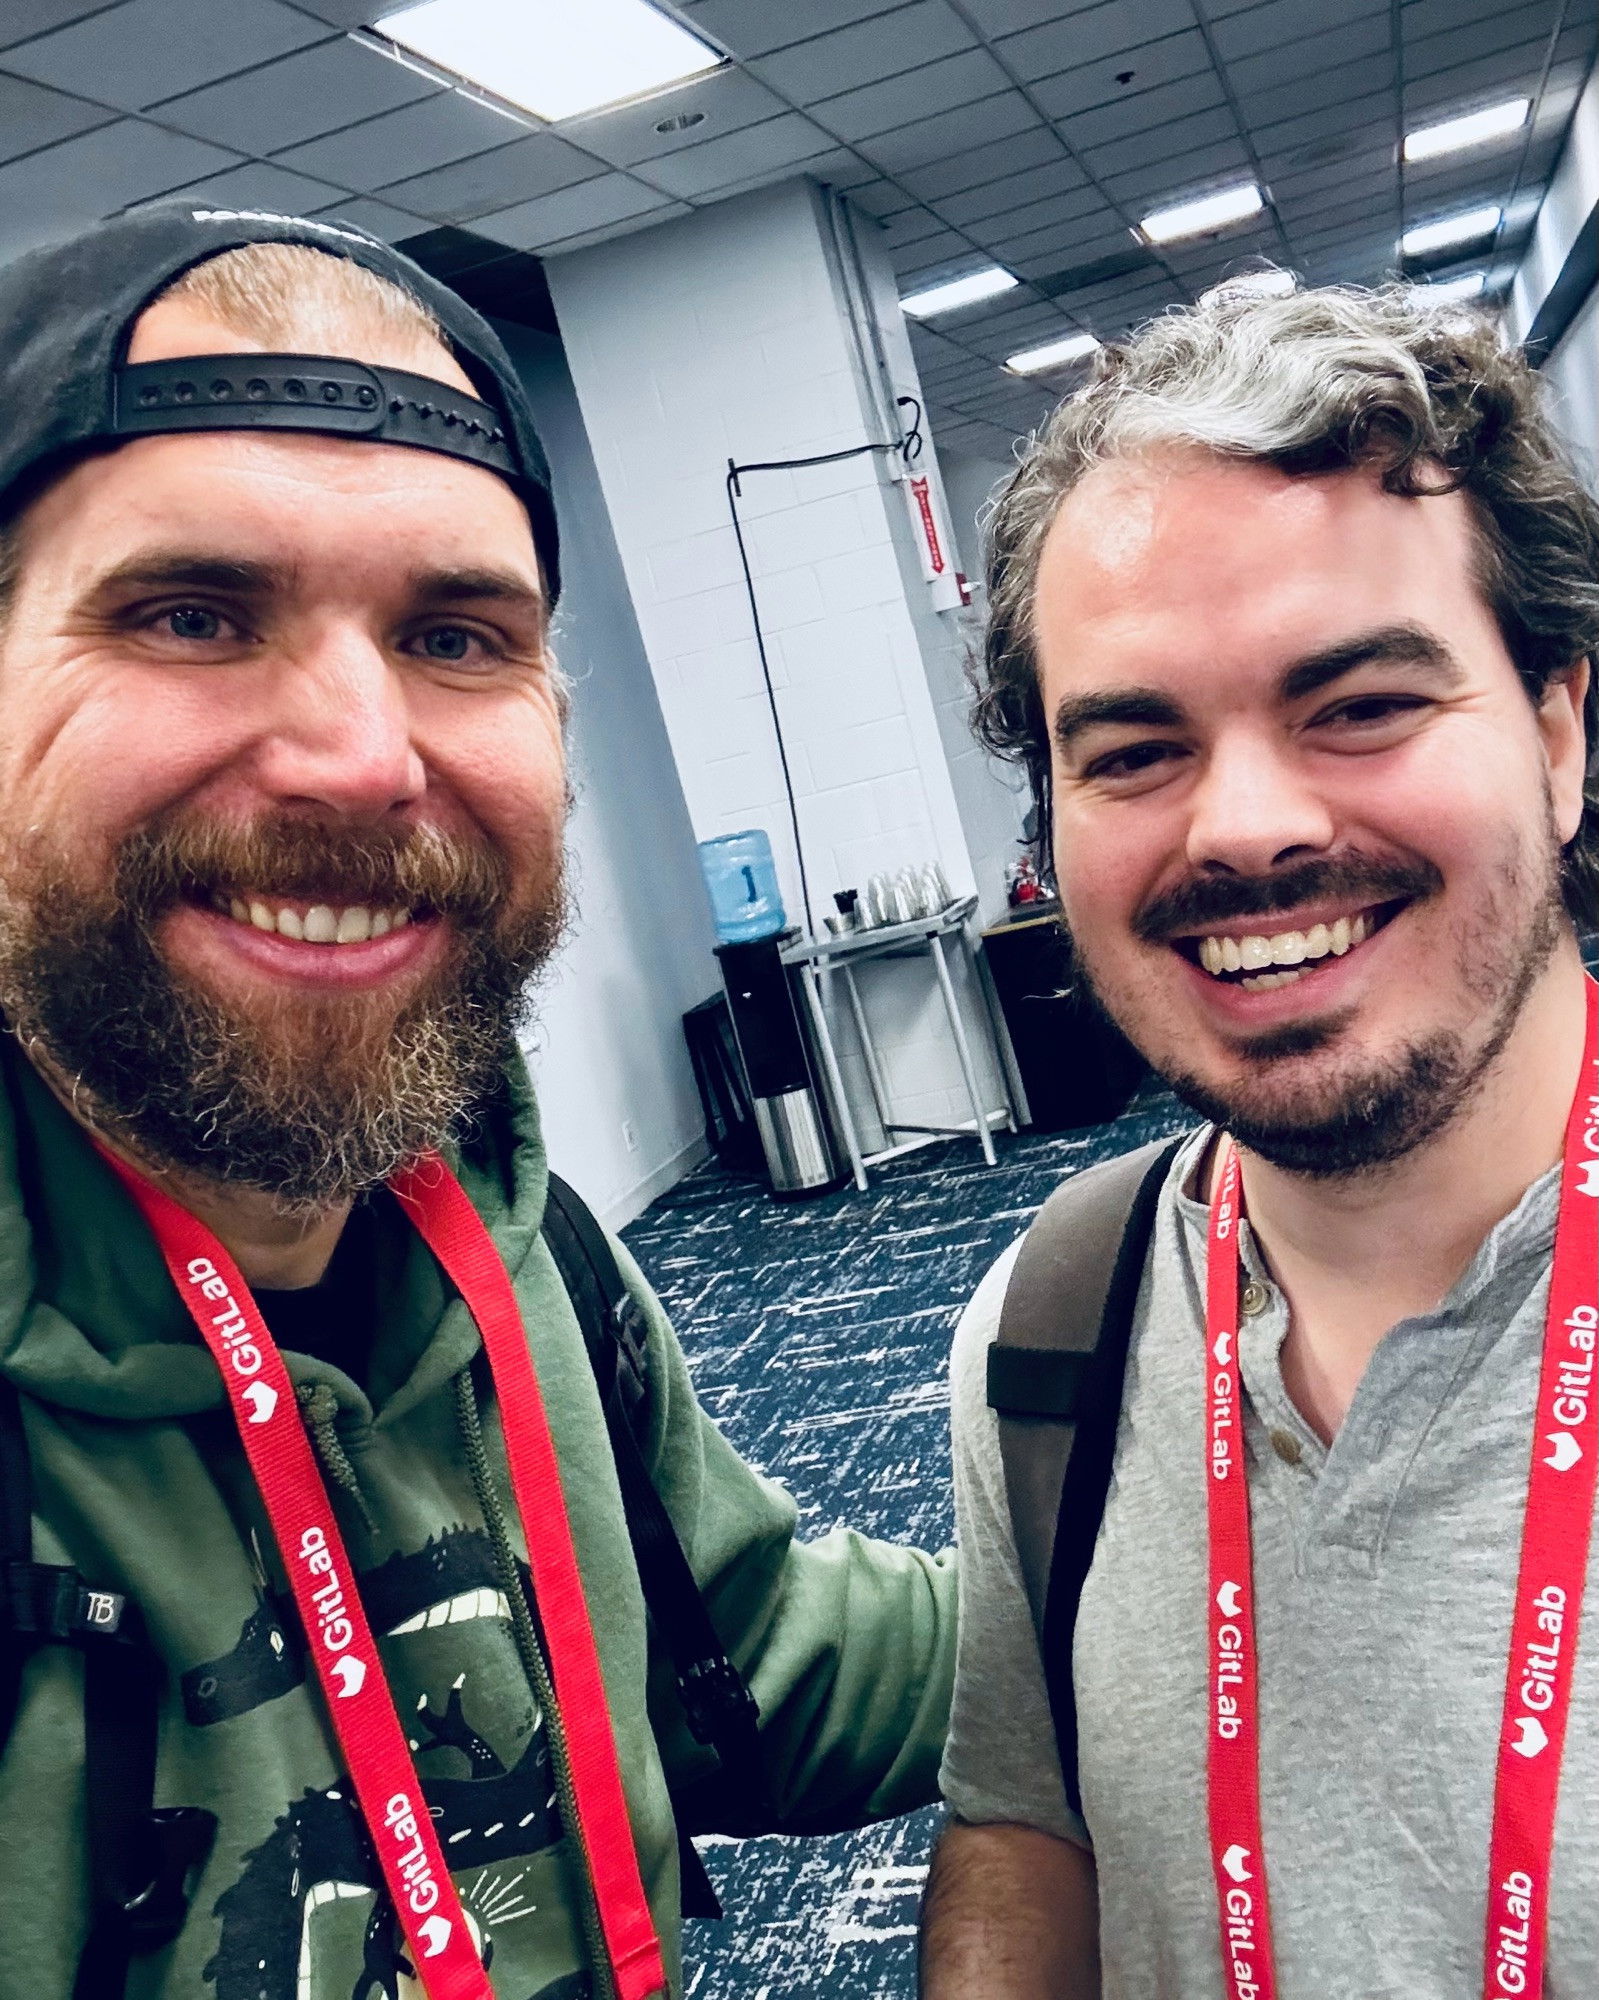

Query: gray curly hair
974 281 1599 927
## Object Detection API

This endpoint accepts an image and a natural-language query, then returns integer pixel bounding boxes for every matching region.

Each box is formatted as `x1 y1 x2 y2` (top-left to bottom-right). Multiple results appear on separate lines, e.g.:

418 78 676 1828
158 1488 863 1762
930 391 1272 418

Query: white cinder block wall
545 178 1021 1147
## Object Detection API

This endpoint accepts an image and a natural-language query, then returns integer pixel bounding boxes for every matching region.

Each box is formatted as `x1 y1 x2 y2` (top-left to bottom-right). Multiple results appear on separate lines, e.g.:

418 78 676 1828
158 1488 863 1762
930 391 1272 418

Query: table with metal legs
780 895 1016 1193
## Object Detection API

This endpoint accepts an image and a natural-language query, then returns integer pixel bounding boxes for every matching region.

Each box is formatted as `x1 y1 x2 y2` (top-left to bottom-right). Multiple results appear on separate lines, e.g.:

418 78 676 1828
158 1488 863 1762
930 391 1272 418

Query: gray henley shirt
941 1131 1599 1997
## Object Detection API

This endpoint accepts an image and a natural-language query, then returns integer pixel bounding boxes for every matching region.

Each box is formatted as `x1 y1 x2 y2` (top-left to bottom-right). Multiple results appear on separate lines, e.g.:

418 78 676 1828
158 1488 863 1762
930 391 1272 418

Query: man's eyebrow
83 553 282 598
1052 687 1186 752
410 566 546 612
1279 623 1461 703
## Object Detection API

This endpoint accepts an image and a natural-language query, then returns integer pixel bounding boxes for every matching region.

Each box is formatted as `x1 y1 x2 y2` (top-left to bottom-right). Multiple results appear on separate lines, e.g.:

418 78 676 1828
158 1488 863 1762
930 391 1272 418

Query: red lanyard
1204 978 1599 2000
104 1148 669 2000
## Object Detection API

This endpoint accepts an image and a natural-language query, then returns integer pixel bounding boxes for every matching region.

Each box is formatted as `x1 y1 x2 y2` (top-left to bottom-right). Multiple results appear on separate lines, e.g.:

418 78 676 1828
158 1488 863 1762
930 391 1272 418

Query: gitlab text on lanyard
1202 976 1599 2000
104 1145 669 2000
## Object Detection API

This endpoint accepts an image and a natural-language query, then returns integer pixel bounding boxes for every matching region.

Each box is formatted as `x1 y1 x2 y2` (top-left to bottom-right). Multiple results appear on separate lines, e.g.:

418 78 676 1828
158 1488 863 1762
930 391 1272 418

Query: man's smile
1172 898 1409 994
211 891 415 945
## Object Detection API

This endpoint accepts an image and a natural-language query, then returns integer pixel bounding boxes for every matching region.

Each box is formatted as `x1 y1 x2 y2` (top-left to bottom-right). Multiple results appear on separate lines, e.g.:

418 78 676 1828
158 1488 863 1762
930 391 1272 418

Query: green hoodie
0 1041 955 1999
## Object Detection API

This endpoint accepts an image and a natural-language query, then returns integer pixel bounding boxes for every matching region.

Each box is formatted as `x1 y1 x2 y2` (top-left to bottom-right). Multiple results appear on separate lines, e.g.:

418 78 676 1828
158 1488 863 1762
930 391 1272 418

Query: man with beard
919 283 1599 1998
0 206 954 2000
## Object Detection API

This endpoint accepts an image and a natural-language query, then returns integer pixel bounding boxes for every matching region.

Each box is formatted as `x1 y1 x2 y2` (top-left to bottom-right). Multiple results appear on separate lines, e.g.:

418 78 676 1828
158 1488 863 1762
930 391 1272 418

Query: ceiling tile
1103 139 1255 210
0 69 112 162
559 66 787 169
0 115 238 261
1235 52 1396 129
473 174 678 252
1081 103 1242 180
896 126 1070 203
2 0 328 114
934 156 1090 228
636 112 839 199
1059 69 1228 152
808 46 1010 142
378 134 602 224
963 181 1112 246
998 0 1198 82
1407 12 1570 82
956 0 1106 34
1030 31 1213 123
855 89 1041 173
681 0 905 62
272 90 530 194
1228 10 1393 96
751 1 974 101
0 1 119 51
154 37 440 155
314 194 431 243
1401 0 1541 40
1001 220 1134 276
1212 0 1388 65
1402 41 1579 116
892 229 985 278
275 0 382 21
161 158 350 214
844 178 916 219
878 205 951 247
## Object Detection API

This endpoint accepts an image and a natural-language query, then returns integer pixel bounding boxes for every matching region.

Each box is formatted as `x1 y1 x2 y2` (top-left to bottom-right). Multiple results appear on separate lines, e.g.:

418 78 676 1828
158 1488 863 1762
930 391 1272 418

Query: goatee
0 811 567 1210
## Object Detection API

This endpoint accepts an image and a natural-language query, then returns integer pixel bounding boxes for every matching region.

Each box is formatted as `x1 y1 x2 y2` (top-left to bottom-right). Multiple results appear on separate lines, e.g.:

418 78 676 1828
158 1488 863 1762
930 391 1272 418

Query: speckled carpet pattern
621 1089 1195 1999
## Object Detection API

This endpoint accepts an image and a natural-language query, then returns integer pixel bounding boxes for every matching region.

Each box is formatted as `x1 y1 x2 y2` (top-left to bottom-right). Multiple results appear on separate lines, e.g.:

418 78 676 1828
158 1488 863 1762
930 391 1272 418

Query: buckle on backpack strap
119 1807 219 1953
678 1656 760 1748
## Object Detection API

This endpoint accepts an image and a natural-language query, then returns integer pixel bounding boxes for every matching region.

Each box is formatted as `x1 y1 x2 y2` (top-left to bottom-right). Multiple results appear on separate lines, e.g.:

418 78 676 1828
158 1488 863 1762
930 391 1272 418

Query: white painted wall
497 321 719 1229
545 178 1015 1145
1511 57 1599 476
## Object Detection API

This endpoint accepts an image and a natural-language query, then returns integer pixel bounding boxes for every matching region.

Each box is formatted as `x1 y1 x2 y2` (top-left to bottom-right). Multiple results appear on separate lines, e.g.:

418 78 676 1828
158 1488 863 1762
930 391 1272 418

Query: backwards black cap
0 201 560 600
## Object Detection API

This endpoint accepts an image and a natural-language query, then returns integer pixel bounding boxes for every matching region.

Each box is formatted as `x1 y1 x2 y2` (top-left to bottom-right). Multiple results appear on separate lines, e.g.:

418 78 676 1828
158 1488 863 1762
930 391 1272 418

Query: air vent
655 109 707 133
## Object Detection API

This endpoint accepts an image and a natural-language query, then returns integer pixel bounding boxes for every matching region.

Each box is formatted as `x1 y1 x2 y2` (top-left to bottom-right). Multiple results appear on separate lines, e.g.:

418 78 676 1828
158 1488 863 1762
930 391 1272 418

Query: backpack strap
988 1134 1186 1814
540 1172 768 1918
0 1376 216 1996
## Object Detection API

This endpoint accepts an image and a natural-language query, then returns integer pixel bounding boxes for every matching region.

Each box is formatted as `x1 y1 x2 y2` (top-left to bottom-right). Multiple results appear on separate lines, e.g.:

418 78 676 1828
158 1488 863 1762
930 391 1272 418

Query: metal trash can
714 937 843 1196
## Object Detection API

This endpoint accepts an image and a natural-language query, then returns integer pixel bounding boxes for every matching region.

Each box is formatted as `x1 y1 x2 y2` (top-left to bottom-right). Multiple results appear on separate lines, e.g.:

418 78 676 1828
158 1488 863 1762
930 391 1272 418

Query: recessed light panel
1401 204 1502 258
900 267 1019 318
1005 332 1100 375
1404 98 1530 163
373 0 725 122
1408 271 1488 304
1138 181 1263 246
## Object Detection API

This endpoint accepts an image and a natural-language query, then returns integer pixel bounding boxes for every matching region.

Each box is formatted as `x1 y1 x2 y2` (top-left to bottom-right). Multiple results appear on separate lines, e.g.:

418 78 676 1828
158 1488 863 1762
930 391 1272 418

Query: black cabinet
981 904 1146 1130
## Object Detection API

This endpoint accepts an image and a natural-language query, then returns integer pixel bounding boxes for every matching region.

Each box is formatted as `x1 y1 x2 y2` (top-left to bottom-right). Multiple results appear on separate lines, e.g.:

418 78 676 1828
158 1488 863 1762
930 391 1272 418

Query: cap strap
111 354 519 484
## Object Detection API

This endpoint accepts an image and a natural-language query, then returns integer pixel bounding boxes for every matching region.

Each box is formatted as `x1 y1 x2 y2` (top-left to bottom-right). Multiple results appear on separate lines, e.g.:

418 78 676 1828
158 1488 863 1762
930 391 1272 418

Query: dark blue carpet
621 1090 1195 1998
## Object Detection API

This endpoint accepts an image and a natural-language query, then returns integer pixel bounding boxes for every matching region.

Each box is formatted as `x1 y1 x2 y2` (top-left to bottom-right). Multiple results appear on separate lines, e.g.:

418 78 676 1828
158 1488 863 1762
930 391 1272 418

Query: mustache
110 811 511 926
1132 853 1443 943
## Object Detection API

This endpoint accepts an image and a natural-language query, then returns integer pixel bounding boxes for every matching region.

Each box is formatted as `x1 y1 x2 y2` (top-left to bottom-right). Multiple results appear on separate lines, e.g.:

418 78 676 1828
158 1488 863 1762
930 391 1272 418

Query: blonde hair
161 239 449 362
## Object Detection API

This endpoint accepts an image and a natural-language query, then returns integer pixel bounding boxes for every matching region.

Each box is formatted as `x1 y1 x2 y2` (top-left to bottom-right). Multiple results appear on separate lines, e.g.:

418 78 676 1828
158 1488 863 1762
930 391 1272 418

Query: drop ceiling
0 0 1590 456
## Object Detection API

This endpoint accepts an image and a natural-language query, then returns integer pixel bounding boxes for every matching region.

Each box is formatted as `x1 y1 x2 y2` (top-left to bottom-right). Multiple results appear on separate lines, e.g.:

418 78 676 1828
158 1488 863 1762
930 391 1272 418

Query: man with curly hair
919 283 1599 1997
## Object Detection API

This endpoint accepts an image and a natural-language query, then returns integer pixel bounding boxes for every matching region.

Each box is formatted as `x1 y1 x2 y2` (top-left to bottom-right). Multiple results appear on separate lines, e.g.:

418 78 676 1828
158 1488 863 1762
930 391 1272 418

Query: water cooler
699 832 842 1197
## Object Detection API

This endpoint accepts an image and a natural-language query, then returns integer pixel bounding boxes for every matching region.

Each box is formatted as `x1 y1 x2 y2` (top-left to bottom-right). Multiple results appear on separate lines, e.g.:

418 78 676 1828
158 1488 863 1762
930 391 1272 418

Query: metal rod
931 932 998 1167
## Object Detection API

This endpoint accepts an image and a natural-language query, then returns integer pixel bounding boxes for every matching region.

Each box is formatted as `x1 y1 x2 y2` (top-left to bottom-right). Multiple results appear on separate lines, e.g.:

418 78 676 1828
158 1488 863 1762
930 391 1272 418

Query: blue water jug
699 829 787 944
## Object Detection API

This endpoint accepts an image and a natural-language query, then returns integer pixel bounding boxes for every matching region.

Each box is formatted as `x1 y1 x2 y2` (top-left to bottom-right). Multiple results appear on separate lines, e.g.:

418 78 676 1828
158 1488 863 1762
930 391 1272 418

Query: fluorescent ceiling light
373 0 724 122
1404 97 1529 163
1408 271 1488 304
1138 181 1263 245
1005 331 1100 374
900 266 1019 318
1401 203 1502 258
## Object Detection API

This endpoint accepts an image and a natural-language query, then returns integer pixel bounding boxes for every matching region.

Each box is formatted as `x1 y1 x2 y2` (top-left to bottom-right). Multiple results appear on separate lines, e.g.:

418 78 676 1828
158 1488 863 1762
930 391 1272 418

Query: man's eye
1085 741 1182 781
418 625 479 662
1325 695 1424 725
164 605 225 641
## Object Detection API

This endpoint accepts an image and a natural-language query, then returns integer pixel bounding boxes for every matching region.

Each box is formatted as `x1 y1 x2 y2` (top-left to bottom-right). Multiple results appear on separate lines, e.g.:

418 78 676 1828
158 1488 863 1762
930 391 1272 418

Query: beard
0 809 567 1210
1076 829 1566 1180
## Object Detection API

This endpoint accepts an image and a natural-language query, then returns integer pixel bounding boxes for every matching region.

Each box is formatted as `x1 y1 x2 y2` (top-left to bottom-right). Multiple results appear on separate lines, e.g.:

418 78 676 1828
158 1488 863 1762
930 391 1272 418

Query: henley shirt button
1241 1280 1270 1317
1269 1427 1303 1465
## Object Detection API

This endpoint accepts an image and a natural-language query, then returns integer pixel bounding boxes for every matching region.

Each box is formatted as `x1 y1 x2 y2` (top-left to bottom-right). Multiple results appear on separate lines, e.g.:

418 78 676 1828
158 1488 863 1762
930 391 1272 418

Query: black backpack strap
988 1134 1187 1815
540 1173 767 1917
0 1377 216 1996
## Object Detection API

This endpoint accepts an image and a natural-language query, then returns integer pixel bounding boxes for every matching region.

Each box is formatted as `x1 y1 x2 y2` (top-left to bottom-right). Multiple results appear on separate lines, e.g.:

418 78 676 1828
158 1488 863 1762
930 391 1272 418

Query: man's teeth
221 896 413 945
1197 911 1372 980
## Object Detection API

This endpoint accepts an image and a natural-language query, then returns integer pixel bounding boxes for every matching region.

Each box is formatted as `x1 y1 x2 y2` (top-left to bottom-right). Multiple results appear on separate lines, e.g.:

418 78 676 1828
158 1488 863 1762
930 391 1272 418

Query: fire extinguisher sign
909 474 945 575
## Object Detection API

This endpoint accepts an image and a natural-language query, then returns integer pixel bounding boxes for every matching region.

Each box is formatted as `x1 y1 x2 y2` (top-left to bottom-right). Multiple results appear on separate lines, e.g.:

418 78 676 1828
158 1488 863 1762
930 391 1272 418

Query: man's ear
1542 657 1591 846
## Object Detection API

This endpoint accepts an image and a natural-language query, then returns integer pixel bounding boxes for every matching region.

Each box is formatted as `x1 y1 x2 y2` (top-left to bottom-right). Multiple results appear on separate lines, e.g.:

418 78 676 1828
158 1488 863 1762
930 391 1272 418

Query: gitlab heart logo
1213 1330 1233 1366
1216 1580 1243 1619
330 1654 366 1699
1545 1431 1583 1473
241 1380 278 1425
1221 1844 1253 1884
1513 1715 1549 1758
1577 1158 1599 1199
419 1915 453 1959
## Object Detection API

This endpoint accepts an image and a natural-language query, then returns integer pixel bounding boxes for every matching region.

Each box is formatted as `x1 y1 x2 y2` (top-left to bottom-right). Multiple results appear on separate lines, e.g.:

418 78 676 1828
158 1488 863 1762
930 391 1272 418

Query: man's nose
251 629 426 821
1183 730 1336 877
